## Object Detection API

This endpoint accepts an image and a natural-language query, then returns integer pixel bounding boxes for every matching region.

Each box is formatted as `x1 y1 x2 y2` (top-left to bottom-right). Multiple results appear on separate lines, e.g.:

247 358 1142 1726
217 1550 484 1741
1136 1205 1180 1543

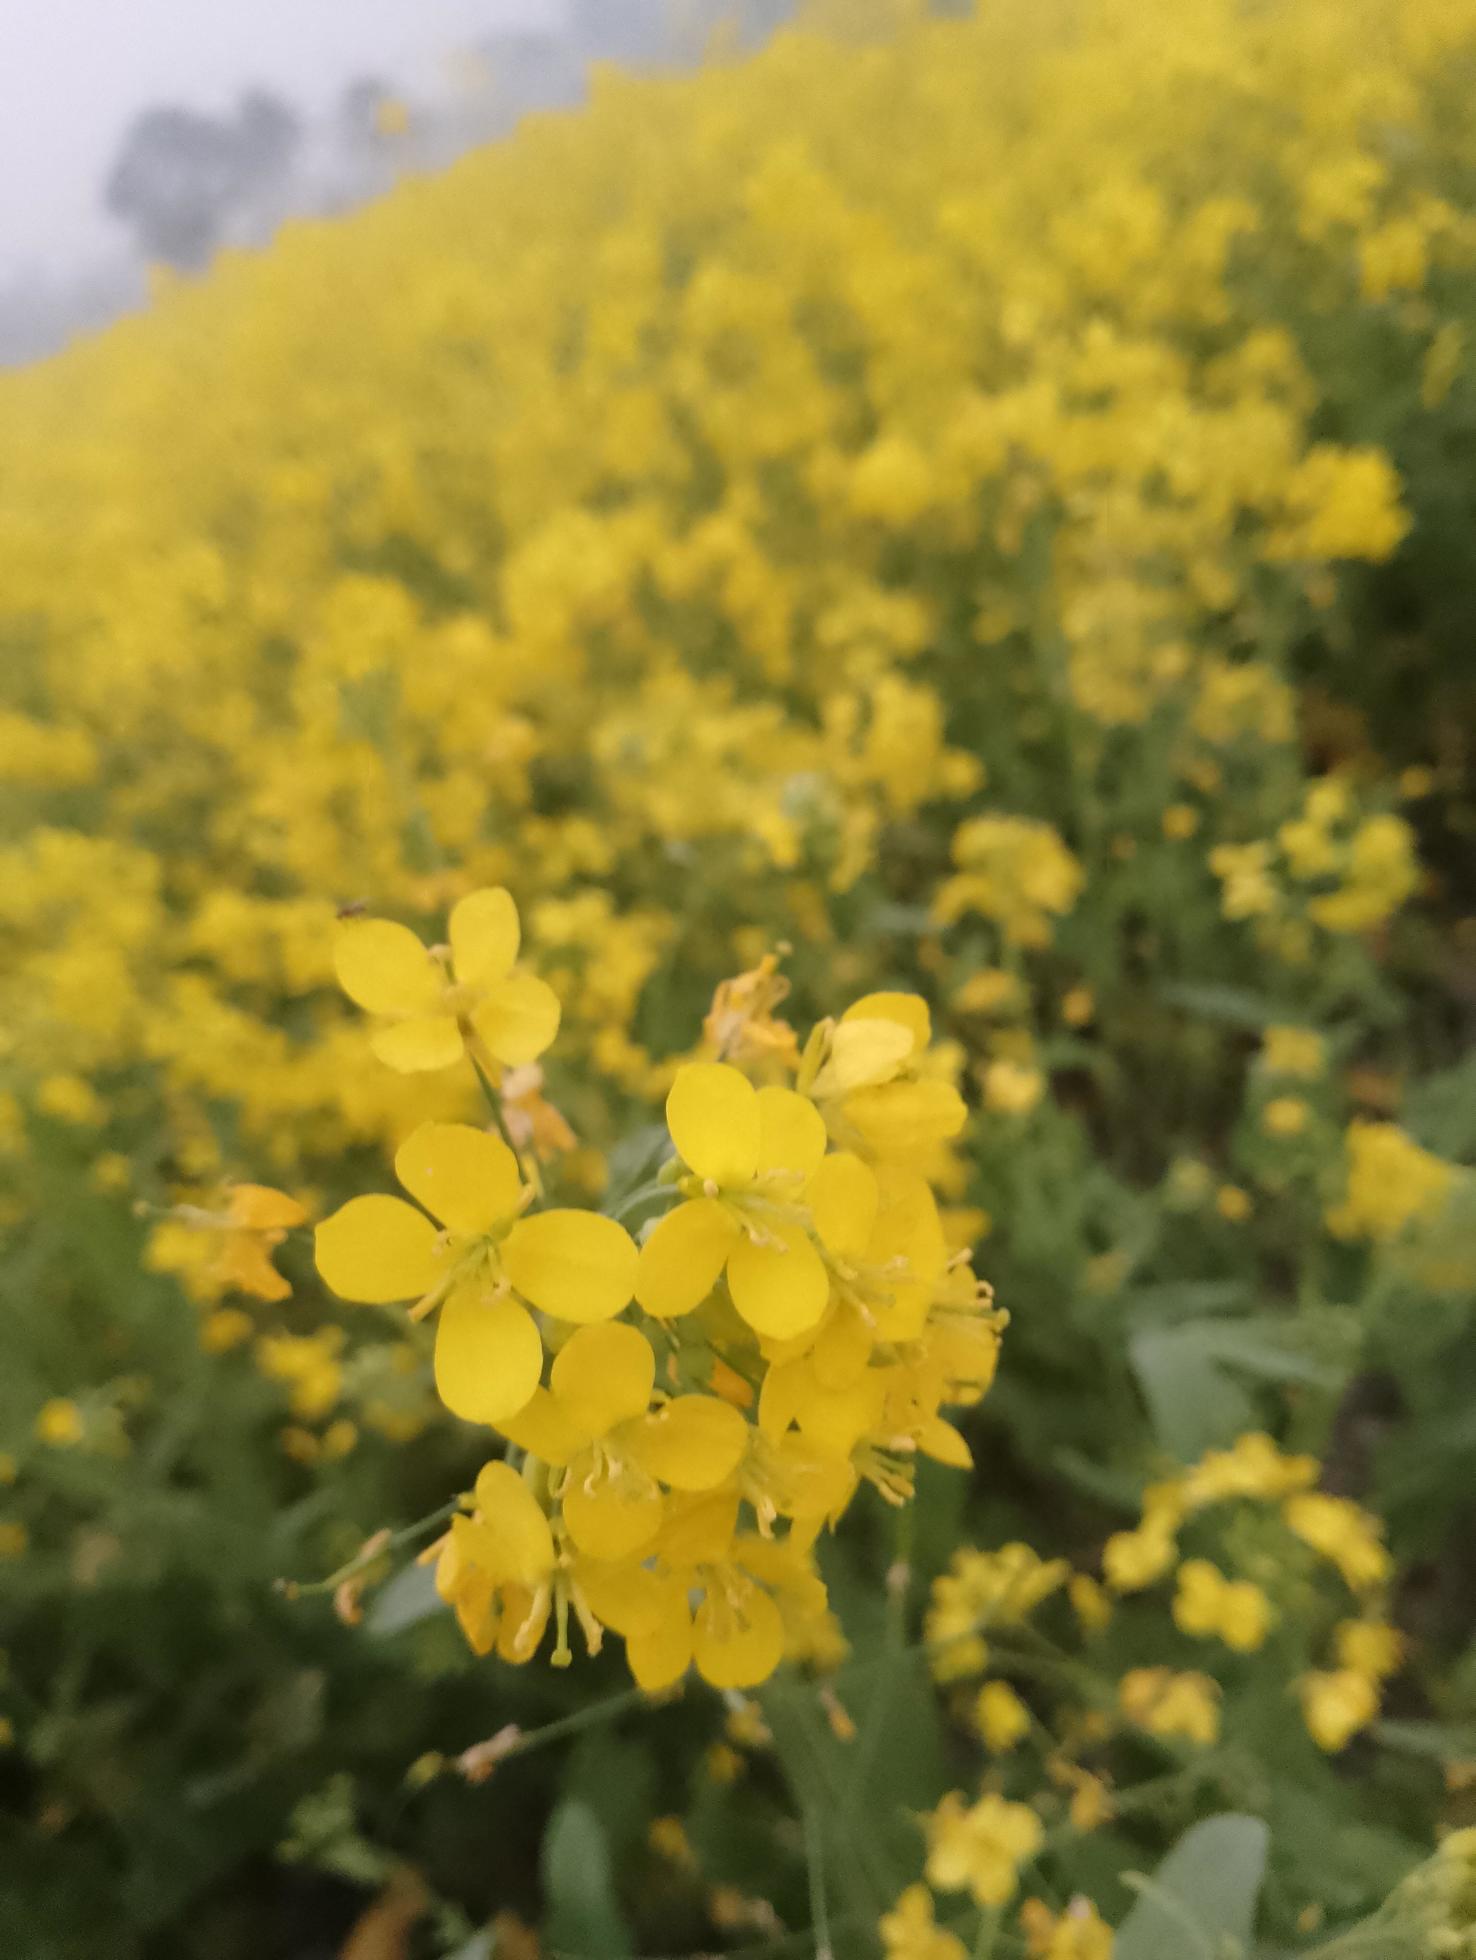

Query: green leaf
1129 1325 1258 1459
1156 982 1299 1029
541 1798 633 1960
1374 1718 1476 1761
1129 1318 1347 1458
1115 1813 1269 1960
365 1558 445 1636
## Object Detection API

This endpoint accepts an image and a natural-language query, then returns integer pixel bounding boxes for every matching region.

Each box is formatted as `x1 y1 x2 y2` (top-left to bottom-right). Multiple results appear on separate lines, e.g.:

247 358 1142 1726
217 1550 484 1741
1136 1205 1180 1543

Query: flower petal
395 1121 522 1236
502 1209 638 1322
334 918 442 1015
629 1395 748 1491
727 1224 829 1339
633 1198 739 1318
471 1460 556 1582
315 1195 445 1303
470 973 561 1066
806 1150 879 1259
434 1288 543 1425
227 1184 308 1231
450 887 520 989
842 991 930 1050
369 1014 464 1073
625 1603 694 1691
755 1085 827 1178
496 1386 584 1467
562 1467 664 1560
550 1321 655 1438
667 1062 759 1187
693 1575 784 1689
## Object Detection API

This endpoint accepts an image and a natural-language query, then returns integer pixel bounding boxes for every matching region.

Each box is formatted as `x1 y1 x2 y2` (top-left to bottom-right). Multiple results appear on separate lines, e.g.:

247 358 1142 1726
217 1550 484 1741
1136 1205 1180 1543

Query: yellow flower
1262 1026 1325 1080
1178 1432 1319 1508
1334 1619 1405 1679
201 1307 254 1353
880 1885 968 1960
1102 1521 1177 1594
927 1544 1068 1681
215 1185 308 1301
0 1522 28 1559
975 1680 1031 1752
1261 1096 1309 1138
1325 1120 1454 1243
1298 1668 1380 1752
430 1460 557 1660
1283 1492 1391 1592
499 1321 746 1560
335 887 560 1073
1172 1559 1273 1651
703 952 799 1071
634 1063 832 1338
1118 1668 1220 1746
1020 1897 1114 1959
35 1398 85 1447
925 1791 1044 1907
316 1121 637 1424
982 1060 1045 1116
1216 1184 1252 1222
1069 1574 1113 1634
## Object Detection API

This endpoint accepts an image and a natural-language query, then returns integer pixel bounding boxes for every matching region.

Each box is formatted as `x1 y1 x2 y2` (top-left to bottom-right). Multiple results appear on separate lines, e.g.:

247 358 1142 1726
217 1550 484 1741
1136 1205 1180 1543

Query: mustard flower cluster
308 890 1002 1690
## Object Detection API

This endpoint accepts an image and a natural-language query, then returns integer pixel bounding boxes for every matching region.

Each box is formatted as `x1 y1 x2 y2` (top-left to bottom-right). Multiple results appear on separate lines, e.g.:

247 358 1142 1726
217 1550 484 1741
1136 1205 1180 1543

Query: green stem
802 1803 834 1960
279 1498 461 1598
467 1046 522 1162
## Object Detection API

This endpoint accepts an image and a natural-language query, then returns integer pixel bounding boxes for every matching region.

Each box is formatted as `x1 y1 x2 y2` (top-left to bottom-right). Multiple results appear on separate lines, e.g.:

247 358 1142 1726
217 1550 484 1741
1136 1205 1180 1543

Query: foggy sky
1 0 560 273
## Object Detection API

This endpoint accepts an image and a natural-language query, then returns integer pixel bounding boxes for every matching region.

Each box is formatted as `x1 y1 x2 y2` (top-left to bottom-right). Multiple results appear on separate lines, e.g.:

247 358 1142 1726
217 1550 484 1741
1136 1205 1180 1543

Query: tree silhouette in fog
104 91 302 271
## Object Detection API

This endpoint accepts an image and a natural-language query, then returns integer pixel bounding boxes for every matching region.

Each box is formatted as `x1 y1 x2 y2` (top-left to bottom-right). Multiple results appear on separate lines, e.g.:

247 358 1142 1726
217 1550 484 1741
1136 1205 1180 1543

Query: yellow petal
562 1465 664 1559
633 1198 739 1318
844 1078 966 1154
629 1395 748 1491
868 1172 947 1340
576 1558 680 1637
434 1288 543 1425
369 1014 464 1072
227 1184 308 1231
810 1305 872 1388
501 1209 638 1322
727 1224 829 1339
655 1489 740 1567
693 1575 784 1689
842 991 931 1050
796 1372 885 1457
471 973 561 1066
471 1459 556 1582
496 1386 584 1467
334 918 442 1015
395 1121 522 1236
450 887 519 989
315 1195 445 1303
812 1017 914 1096
806 1150 879 1259
550 1321 655 1438
755 1085 828 1178
626 1605 694 1692
667 1062 759 1187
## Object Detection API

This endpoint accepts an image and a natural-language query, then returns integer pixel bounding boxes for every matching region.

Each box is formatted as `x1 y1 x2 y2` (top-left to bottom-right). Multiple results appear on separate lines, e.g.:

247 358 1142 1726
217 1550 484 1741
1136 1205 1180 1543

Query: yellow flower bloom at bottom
1299 1668 1380 1752
315 1121 637 1425
925 1791 1044 1907
880 1885 967 1960
335 886 560 1073
1118 1668 1220 1745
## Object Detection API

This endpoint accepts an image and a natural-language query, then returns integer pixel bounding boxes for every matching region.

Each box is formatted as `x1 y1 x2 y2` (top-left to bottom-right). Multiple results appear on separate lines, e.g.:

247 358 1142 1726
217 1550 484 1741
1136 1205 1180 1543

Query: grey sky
1 0 560 273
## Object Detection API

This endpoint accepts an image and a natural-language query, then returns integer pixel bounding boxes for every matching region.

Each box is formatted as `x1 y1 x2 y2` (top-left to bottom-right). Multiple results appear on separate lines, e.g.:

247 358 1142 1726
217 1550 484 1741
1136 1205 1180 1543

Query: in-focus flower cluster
310 891 1002 1690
